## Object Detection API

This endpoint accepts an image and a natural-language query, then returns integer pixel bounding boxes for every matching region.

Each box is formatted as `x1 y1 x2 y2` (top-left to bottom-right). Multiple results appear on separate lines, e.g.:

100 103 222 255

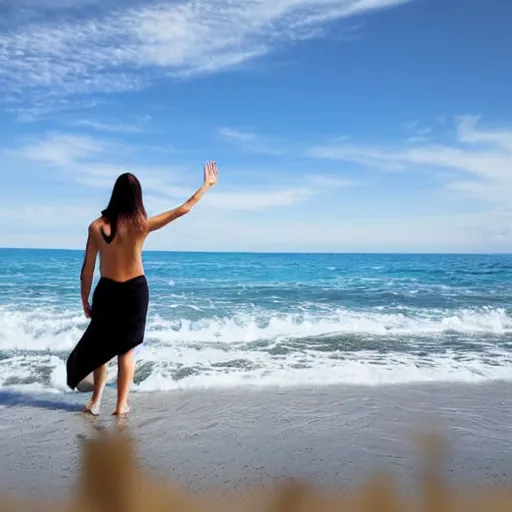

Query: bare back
80 162 217 307
91 217 148 283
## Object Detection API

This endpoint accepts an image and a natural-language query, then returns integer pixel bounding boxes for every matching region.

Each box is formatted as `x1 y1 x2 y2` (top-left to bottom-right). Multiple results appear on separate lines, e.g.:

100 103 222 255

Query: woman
66 161 218 416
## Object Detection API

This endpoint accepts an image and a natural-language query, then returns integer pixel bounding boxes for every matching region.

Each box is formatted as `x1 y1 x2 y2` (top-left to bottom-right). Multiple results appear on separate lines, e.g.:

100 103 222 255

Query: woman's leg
114 349 135 415
84 364 108 415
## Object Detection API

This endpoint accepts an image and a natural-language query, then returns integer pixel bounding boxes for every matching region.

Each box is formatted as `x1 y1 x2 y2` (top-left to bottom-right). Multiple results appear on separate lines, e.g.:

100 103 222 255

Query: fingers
204 160 218 184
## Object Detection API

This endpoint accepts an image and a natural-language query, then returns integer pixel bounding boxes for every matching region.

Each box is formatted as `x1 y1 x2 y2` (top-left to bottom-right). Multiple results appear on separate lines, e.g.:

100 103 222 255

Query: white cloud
146 186 313 213
2 201 511 253
10 132 323 213
456 114 512 152
132 206 511 253
17 134 105 166
206 188 313 211
0 0 413 107
401 121 432 144
73 120 147 134
6 114 512 252
307 116 512 205
6 97 104 123
0 0 101 7
306 175 359 187
218 126 284 155
0 204 94 230
12 133 183 192
218 127 257 142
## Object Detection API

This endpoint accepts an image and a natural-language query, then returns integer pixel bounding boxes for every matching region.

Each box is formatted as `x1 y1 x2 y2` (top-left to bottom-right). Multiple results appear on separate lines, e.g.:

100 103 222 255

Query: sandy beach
1 381 511 502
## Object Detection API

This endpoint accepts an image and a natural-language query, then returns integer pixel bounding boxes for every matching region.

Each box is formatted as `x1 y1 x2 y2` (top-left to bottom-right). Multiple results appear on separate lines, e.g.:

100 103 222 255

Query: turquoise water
1 249 512 392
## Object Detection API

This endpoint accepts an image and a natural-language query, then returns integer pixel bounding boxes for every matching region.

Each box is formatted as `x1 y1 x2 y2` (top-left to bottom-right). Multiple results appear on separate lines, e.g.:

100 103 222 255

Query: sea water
1 249 511 393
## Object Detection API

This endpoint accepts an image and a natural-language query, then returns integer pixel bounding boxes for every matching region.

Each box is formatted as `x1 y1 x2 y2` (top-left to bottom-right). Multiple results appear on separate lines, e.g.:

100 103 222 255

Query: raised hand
204 161 218 188
148 161 219 232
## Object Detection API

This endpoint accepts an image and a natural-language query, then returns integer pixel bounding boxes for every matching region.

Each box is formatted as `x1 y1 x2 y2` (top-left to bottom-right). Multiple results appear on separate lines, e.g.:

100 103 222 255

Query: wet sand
0 382 511 501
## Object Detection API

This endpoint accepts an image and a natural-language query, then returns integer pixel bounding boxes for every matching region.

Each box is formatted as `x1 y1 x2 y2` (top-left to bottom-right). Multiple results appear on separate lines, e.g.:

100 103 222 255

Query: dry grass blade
1 430 512 512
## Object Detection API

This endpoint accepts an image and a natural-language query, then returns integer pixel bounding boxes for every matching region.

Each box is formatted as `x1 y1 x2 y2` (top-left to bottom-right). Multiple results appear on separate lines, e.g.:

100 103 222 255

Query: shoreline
1 381 511 500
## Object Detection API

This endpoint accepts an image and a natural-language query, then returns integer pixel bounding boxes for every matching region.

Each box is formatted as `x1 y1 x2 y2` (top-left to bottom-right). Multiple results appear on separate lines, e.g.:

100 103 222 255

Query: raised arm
148 161 218 233
80 222 99 318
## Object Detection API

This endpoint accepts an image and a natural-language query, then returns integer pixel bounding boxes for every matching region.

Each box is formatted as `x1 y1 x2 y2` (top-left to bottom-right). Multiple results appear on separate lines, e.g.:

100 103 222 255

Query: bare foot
112 405 130 416
83 400 100 416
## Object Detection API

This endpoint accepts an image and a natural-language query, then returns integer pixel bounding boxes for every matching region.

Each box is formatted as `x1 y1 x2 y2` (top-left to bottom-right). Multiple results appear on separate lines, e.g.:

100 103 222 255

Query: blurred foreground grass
1 430 511 511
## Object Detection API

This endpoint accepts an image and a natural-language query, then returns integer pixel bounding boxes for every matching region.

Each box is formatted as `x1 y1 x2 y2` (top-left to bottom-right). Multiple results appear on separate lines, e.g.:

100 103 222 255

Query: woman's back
80 162 218 300
92 217 147 283
74 162 217 414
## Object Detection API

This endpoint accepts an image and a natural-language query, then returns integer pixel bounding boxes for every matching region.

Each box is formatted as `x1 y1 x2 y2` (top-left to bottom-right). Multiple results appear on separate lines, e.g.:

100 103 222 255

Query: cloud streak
13 133 183 187
307 116 512 206
18 133 105 166
11 132 325 212
73 120 148 134
3 200 510 252
218 127 257 143
0 0 412 108
4 117 512 252
218 126 285 155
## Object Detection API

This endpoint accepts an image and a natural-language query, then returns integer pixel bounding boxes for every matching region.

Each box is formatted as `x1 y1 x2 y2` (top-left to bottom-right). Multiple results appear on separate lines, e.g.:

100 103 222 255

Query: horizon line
1 247 511 257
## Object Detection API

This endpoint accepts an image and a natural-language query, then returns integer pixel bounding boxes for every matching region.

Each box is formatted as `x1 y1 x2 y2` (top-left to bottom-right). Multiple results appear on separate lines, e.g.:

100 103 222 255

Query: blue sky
0 0 511 253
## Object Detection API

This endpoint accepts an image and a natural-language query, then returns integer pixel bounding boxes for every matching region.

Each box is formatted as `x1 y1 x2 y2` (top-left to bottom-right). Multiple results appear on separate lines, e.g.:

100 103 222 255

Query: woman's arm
148 161 218 233
80 223 99 318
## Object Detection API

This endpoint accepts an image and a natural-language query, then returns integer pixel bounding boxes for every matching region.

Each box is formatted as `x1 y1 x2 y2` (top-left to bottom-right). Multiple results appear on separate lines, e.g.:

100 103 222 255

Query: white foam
127 339 512 392
144 307 512 345
1 305 512 393
2 348 512 394
1 304 511 351
133 354 512 392
0 307 86 351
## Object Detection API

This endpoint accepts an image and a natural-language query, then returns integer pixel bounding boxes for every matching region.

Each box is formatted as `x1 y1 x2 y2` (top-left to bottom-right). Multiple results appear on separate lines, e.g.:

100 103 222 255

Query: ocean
0 249 511 393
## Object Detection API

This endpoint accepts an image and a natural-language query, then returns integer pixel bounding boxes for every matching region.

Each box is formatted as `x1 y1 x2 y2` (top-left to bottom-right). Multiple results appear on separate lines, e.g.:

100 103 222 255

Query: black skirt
66 275 149 390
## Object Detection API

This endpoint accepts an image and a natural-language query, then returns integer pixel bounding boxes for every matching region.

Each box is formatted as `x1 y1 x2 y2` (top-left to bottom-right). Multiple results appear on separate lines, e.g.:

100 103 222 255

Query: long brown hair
101 173 147 243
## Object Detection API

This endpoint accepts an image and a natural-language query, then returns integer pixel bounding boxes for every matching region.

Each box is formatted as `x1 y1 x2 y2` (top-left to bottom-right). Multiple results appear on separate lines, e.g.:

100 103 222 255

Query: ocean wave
132 351 512 391
1 348 511 394
1 304 511 393
0 306 511 352
144 308 512 345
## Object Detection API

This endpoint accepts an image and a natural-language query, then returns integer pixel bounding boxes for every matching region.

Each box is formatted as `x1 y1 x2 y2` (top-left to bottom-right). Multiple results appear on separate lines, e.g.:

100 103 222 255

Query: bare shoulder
88 218 104 240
